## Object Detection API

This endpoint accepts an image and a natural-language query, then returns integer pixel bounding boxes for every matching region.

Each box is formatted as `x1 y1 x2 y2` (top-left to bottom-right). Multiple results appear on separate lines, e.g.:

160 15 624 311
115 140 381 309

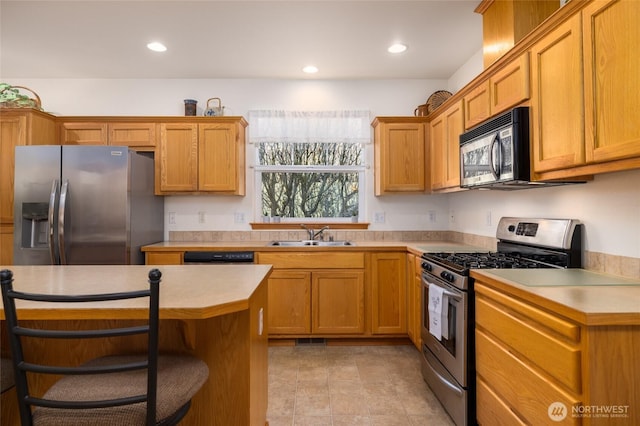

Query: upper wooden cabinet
464 53 530 129
583 0 640 165
430 100 464 192
60 122 108 145
476 0 559 68
530 14 585 174
157 118 247 195
531 0 640 180
60 121 156 150
109 123 156 149
372 117 428 195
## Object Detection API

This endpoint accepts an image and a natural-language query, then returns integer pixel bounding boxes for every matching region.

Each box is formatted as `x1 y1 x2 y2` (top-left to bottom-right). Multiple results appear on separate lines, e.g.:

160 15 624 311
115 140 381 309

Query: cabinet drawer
257 252 365 269
476 288 582 393
476 293 582 393
476 377 526 426
476 330 582 424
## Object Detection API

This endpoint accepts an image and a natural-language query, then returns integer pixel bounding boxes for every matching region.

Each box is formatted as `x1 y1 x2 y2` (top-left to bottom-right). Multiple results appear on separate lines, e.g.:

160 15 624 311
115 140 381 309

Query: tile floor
267 343 456 426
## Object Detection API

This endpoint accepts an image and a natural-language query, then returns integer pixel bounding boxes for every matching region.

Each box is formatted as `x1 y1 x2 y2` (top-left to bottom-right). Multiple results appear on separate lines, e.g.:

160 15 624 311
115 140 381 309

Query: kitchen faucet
300 224 330 240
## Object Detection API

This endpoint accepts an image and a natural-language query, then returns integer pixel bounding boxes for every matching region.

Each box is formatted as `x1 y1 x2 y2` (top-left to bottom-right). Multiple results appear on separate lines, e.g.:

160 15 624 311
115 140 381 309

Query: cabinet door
530 14 585 173
444 101 464 189
406 254 417 344
583 0 640 164
158 123 198 192
267 270 311 335
429 114 446 190
370 252 407 334
0 224 13 265
312 271 365 334
490 52 530 116
430 101 464 191
198 123 241 193
109 123 156 150
464 80 491 130
0 115 25 224
60 122 108 145
374 120 426 194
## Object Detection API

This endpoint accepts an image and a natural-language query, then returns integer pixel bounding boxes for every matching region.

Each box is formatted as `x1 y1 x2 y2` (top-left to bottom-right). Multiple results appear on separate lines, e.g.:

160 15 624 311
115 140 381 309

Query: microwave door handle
489 133 500 179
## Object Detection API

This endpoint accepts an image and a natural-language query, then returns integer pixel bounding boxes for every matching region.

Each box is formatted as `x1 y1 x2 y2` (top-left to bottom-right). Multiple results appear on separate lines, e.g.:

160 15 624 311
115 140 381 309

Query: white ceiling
0 0 483 80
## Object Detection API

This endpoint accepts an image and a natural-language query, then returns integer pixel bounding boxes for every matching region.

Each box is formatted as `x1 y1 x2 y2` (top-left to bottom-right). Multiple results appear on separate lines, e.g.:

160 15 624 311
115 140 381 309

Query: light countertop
471 268 640 326
0 264 272 320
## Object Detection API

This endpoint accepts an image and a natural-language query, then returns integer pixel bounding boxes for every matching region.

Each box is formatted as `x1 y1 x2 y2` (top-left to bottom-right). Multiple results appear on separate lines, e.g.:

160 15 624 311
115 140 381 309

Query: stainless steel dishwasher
183 251 255 264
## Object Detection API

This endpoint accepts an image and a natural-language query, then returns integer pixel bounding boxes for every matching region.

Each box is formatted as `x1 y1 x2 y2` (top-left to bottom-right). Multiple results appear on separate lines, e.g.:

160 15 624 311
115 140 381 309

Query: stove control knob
421 262 432 272
440 271 454 282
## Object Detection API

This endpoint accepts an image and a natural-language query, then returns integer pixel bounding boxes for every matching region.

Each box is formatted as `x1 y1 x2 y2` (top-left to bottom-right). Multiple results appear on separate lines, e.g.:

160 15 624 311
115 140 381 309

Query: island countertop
0 264 272 320
0 264 272 426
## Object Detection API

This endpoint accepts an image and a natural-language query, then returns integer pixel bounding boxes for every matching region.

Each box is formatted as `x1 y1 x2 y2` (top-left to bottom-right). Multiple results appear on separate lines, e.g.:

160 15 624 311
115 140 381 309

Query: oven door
421 272 467 386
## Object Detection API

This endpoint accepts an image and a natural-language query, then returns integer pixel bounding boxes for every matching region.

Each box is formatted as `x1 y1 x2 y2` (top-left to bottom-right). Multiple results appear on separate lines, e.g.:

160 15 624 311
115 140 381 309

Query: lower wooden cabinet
257 252 366 337
406 253 422 350
370 252 407 334
312 271 365 334
475 280 640 426
268 270 312 334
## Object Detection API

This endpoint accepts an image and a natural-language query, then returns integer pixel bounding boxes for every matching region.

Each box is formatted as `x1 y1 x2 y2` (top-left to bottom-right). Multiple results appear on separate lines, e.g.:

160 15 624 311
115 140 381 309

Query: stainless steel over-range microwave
459 106 535 189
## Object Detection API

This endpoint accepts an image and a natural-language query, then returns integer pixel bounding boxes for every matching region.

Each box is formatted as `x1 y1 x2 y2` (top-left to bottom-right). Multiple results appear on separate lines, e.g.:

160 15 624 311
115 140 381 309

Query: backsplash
169 230 640 280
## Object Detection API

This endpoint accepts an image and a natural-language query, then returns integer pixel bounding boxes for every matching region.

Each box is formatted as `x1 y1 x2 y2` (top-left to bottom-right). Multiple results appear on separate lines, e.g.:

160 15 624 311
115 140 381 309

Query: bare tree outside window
258 142 362 218
251 110 370 221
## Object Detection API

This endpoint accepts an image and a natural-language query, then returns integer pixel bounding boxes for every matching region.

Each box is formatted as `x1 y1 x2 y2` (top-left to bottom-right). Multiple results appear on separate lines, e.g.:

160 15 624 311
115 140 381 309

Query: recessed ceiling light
147 42 167 52
388 43 407 54
302 65 319 74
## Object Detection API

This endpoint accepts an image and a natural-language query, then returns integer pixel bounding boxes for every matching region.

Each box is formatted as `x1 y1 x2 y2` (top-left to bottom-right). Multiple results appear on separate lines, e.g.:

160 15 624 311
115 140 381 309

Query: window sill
250 222 370 230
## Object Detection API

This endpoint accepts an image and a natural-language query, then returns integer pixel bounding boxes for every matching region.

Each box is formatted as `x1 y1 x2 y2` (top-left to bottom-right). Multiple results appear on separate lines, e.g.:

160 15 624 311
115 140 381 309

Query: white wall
10 78 640 258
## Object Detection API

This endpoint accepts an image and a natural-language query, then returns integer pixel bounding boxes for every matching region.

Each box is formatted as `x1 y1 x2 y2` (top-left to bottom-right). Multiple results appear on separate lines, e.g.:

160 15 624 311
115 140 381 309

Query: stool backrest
0 268 162 426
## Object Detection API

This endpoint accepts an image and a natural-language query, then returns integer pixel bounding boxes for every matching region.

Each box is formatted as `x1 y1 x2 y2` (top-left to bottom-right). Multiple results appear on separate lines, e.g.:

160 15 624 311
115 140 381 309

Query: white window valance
248 110 371 144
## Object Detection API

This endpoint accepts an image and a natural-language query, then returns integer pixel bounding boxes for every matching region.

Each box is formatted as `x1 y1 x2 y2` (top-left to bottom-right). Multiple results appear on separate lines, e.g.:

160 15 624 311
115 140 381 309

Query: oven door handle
424 276 463 302
441 289 462 301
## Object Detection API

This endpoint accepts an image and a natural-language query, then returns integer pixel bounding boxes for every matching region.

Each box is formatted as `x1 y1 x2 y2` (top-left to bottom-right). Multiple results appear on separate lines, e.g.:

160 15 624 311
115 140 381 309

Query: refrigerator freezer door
14 146 62 265
61 146 129 264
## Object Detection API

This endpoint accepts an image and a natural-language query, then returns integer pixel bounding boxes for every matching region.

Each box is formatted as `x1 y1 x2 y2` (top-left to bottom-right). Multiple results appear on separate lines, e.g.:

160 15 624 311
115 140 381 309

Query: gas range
419 217 583 426
420 217 583 290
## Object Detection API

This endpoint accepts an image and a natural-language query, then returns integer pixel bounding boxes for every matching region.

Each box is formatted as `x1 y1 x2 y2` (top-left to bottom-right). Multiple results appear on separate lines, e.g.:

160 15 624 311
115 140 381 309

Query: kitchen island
0 264 271 426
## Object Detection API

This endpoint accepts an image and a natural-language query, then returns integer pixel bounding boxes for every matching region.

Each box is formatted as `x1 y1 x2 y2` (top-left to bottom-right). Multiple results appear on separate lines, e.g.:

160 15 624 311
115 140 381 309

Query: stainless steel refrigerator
13 145 164 265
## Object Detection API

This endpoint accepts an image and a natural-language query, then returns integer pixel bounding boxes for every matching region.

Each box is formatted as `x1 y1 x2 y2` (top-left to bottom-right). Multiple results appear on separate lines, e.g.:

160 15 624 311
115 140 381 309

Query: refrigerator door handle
58 180 69 265
48 180 60 264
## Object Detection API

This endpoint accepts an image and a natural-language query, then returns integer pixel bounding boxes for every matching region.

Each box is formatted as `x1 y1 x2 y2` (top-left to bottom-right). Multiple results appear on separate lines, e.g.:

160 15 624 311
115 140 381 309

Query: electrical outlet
198 211 205 224
428 210 436 223
374 212 386 223
234 212 245 224
485 211 492 226
168 212 176 225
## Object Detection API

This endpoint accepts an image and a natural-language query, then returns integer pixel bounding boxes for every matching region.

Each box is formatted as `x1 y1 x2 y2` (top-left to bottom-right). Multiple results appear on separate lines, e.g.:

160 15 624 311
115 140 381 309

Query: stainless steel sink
268 240 355 247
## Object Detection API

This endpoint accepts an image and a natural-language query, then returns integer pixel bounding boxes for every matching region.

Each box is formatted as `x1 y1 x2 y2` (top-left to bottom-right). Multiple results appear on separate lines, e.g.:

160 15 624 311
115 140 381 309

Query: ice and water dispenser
20 202 49 248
